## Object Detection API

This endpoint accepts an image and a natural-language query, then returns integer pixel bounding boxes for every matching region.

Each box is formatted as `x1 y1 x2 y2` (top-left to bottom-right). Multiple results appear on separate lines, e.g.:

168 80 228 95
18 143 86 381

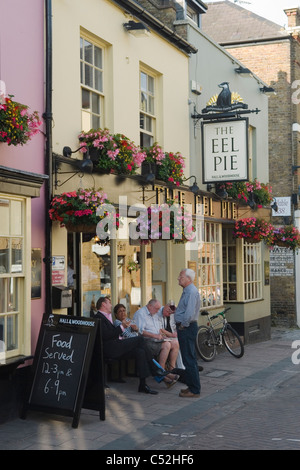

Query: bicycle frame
202 309 230 345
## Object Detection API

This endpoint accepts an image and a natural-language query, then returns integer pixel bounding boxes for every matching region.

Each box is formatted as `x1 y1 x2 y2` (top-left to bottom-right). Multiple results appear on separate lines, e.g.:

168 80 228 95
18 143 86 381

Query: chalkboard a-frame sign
21 313 105 428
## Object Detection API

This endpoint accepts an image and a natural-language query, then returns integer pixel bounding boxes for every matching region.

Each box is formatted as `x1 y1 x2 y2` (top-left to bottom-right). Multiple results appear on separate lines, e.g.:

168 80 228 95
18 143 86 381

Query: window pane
85 64 93 87
0 238 9 273
148 96 154 115
80 37 83 59
0 279 6 313
94 69 103 92
148 76 154 94
10 201 22 236
84 40 93 64
140 72 147 91
8 278 18 312
0 199 9 235
92 114 100 129
92 92 100 114
94 45 102 68
7 315 18 350
82 88 90 110
11 238 22 273
140 132 153 148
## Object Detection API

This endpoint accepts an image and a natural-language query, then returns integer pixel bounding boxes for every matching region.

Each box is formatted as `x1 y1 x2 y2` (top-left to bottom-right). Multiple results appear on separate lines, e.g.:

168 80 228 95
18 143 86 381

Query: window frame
80 34 105 131
223 227 262 303
197 222 222 309
139 67 156 148
0 195 27 360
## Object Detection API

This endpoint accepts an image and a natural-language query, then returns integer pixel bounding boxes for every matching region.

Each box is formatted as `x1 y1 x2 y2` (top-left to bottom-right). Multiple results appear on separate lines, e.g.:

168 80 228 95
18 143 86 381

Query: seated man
93 296 164 395
133 299 179 387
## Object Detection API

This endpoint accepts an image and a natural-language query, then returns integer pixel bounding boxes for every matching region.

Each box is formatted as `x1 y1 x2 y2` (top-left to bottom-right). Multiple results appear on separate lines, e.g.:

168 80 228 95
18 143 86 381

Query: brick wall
226 38 300 326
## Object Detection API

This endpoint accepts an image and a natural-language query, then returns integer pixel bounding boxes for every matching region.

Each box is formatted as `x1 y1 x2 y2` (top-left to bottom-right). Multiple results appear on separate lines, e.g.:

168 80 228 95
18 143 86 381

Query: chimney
284 7 300 28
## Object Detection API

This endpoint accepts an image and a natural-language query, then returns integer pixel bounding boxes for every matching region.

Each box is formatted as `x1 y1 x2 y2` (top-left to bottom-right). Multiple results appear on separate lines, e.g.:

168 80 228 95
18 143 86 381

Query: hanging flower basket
64 222 97 233
49 188 120 239
143 144 185 186
269 225 300 252
0 94 42 146
136 198 195 245
78 128 146 175
223 179 273 207
243 236 261 244
233 217 274 244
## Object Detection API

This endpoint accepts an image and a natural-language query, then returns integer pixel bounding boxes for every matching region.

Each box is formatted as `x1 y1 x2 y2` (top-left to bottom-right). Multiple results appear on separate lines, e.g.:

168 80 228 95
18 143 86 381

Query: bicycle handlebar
200 307 231 319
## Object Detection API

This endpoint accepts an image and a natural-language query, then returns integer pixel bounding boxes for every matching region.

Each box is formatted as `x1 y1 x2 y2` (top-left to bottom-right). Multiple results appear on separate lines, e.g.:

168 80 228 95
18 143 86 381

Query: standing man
175 269 201 398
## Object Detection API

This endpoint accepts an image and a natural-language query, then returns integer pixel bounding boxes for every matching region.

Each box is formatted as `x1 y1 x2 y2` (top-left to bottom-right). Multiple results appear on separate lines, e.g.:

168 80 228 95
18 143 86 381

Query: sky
204 0 300 27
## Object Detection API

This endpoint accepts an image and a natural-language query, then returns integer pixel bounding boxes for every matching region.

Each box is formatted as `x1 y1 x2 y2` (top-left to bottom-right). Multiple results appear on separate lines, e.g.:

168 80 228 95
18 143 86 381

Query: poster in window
31 249 42 299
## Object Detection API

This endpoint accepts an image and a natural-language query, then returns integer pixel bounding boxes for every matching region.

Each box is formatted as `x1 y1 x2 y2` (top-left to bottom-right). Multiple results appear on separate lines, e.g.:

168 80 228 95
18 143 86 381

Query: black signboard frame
21 313 105 428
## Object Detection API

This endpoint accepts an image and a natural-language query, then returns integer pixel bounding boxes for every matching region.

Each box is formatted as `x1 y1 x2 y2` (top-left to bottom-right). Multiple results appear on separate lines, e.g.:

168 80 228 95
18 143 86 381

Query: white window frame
197 222 222 308
140 68 156 147
0 195 29 360
223 228 262 302
80 34 104 131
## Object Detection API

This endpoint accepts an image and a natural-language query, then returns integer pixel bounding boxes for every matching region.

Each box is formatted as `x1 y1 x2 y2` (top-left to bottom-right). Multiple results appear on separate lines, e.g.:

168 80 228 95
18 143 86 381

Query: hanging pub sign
202 117 249 184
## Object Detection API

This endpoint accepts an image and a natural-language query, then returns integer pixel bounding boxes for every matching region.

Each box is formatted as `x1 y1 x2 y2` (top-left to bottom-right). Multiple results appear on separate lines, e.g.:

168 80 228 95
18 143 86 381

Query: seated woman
113 303 138 338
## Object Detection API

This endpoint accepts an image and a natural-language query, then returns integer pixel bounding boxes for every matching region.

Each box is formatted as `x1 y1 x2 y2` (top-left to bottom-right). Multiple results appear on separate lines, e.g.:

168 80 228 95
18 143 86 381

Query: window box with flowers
233 217 274 244
78 128 146 175
143 144 185 186
270 225 300 252
223 179 273 207
136 199 195 245
49 188 119 240
0 95 42 146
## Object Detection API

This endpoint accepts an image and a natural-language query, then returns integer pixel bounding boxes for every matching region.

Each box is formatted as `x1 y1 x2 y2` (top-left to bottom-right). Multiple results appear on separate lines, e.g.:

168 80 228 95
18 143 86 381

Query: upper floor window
80 36 104 130
140 70 156 148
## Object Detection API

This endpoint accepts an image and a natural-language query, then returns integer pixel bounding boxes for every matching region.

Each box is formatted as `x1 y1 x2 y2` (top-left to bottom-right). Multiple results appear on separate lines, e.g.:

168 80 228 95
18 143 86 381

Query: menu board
21 313 105 428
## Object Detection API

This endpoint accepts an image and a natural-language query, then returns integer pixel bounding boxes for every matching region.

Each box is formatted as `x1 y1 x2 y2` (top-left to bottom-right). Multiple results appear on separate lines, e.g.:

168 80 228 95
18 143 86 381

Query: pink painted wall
0 0 46 353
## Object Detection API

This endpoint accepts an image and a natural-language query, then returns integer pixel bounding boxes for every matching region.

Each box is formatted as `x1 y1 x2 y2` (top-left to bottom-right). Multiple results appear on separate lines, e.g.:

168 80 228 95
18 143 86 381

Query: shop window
80 35 104 131
140 69 156 148
223 227 237 301
243 242 262 301
198 222 222 307
223 228 262 302
0 196 25 358
81 234 111 317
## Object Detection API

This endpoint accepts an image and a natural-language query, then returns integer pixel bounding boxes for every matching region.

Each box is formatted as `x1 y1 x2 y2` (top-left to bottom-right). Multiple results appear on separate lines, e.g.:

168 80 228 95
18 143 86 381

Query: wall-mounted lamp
54 146 93 189
141 161 156 184
207 183 228 198
235 66 252 77
260 86 275 94
183 175 199 194
271 198 278 212
123 20 150 37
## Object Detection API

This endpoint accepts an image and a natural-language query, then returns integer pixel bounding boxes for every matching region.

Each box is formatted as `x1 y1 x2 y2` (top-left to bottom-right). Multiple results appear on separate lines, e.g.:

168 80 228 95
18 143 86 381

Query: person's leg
177 323 200 395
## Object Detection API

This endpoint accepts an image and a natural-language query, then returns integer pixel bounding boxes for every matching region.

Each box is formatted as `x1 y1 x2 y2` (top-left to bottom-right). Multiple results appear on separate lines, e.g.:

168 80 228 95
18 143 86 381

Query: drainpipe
295 210 300 327
44 0 53 315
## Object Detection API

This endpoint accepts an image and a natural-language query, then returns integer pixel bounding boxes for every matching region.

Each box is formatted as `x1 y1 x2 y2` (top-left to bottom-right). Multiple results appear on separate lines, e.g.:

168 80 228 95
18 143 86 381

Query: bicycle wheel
196 326 216 362
222 324 244 358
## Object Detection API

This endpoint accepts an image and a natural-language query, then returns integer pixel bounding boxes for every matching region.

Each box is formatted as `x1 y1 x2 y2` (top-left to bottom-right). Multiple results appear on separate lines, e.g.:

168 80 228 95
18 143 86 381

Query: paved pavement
1 326 300 451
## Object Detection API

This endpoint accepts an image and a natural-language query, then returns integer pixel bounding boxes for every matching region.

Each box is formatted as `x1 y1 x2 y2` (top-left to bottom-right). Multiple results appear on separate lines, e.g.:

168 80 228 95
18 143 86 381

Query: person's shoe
180 387 190 394
179 390 200 398
155 368 169 377
198 365 204 372
138 384 158 395
164 376 179 389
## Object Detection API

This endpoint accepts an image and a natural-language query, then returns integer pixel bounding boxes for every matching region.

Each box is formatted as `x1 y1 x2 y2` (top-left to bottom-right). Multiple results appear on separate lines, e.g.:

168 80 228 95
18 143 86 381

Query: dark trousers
103 336 152 379
177 322 200 394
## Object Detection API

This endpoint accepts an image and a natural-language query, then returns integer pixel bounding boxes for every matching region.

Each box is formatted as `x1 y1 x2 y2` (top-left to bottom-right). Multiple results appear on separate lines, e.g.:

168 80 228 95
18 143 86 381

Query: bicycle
196 307 244 361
